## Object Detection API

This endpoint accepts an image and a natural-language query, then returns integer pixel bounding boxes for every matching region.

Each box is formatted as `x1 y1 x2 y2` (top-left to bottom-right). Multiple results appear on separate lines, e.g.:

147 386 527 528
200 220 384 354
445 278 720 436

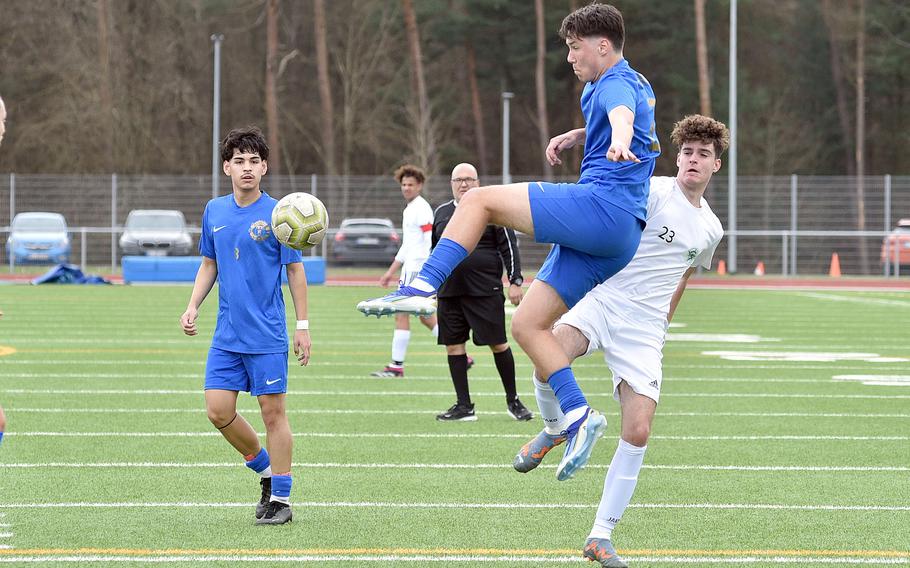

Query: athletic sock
391 329 411 364
244 447 272 478
493 348 517 401
270 473 292 504
0 432 4 446
533 373 567 434
589 439 647 540
447 354 471 405
414 238 469 290
547 367 588 415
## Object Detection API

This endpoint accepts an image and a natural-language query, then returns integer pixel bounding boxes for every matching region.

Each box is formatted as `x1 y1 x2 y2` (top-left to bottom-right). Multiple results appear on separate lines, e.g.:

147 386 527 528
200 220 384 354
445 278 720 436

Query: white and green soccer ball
271 192 329 250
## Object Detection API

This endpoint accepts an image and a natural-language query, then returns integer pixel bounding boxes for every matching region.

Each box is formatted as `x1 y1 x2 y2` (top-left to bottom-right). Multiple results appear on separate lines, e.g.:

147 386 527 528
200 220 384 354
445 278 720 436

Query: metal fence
1 173 908 275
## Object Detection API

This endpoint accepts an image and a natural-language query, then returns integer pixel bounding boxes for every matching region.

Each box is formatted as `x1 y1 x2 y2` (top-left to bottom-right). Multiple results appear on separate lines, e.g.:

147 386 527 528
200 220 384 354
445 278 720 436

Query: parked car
881 218 910 268
331 218 400 265
119 209 193 256
5 212 71 264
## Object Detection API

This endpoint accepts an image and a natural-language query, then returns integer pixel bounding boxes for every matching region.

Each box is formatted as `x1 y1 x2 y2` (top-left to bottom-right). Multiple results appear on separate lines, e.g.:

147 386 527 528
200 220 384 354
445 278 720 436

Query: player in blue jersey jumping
358 3 659 480
180 127 310 525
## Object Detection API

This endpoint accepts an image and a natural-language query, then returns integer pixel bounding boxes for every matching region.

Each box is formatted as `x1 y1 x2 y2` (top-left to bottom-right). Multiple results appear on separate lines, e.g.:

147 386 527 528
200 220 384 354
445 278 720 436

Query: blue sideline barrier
122 255 326 285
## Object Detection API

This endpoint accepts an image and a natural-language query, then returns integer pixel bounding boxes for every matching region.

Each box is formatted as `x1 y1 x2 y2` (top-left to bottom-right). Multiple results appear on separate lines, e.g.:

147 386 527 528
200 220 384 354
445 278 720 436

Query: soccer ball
271 192 329 250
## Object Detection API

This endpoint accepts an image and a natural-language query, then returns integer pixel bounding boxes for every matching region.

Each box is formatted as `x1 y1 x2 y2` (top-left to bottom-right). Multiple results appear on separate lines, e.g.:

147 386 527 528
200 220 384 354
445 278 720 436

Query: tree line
0 0 906 178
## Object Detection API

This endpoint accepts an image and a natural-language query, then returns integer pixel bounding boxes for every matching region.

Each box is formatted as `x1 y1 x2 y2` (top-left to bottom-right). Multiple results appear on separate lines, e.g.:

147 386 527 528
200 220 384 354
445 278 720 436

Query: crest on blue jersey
249 220 272 242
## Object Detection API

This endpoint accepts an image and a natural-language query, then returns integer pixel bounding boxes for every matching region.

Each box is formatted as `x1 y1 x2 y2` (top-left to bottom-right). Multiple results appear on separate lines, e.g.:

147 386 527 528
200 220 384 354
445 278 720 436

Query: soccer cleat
256 501 292 525
356 286 437 317
436 402 477 422
255 477 271 519
582 538 628 568
555 407 607 481
370 365 404 378
513 430 566 473
507 398 534 421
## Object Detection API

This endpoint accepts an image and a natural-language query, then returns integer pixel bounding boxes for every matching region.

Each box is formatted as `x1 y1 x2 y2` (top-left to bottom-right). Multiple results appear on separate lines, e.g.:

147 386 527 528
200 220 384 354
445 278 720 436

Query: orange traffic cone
717 259 727 275
753 261 765 276
829 253 841 277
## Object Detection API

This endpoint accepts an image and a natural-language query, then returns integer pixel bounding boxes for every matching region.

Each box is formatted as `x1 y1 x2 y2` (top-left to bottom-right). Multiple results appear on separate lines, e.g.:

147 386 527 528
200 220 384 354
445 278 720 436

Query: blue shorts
205 347 289 396
529 181 644 308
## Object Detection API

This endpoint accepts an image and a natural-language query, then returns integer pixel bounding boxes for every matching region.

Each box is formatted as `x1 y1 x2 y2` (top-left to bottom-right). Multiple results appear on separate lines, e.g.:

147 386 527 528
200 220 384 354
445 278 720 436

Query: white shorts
556 294 666 404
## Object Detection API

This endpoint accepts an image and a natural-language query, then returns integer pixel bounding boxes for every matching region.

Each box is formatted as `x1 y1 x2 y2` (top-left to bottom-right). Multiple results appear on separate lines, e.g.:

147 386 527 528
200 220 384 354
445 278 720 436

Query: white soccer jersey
394 194 433 272
594 176 724 324
559 176 724 403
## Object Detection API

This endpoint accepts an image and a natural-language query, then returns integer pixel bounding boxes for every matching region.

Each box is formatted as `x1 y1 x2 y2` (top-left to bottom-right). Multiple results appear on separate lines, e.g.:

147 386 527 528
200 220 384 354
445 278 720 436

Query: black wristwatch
510 277 523 287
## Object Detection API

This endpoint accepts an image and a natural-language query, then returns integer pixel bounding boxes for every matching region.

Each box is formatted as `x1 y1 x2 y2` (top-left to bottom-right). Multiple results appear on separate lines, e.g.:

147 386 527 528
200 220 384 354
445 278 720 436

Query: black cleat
507 398 534 421
255 477 272 519
256 500 292 525
436 402 477 421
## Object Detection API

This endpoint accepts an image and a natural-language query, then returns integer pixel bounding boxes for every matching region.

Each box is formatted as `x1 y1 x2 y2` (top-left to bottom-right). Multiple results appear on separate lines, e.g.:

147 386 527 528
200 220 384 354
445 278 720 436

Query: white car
119 210 193 256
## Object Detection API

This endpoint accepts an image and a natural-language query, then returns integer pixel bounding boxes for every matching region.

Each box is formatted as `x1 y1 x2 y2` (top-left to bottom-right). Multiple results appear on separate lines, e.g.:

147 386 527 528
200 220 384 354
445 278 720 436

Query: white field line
8 432 909 442
0 462 906 472
799 292 910 307
0 554 902 564
9 408 910 418
4 388 910 400
0 372 864 384
4 359 910 372
0 501 908 512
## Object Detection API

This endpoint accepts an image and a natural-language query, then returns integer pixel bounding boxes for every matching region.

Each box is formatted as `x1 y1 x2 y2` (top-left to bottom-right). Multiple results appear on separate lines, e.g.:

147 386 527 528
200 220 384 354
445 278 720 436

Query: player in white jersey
371 164 440 377
512 115 728 568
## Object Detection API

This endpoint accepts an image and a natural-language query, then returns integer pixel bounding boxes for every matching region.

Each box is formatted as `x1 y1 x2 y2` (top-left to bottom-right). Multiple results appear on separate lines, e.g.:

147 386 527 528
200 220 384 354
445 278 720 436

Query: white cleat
356 292 436 317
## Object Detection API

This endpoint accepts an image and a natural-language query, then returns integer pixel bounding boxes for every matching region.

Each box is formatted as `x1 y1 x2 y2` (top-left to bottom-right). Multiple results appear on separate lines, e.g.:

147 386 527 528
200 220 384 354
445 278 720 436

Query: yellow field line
0 547 908 558
0 346 17 356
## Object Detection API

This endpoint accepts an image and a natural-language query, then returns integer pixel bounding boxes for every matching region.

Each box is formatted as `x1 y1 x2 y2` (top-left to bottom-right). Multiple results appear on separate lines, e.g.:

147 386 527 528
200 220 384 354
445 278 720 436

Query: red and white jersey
591 176 724 326
395 194 433 272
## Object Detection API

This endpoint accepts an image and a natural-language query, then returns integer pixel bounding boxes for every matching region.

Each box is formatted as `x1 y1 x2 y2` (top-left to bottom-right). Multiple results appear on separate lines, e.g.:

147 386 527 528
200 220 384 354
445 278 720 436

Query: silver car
119 210 193 256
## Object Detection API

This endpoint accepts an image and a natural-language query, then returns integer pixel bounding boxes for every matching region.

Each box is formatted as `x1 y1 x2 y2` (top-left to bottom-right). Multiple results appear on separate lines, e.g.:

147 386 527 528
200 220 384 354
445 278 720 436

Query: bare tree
821 0 856 177
535 0 552 179
855 0 868 272
465 42 489 175
97 0 114 172
694 0 711 116
313 0 336 175
401 0 437 172
265 0 280 173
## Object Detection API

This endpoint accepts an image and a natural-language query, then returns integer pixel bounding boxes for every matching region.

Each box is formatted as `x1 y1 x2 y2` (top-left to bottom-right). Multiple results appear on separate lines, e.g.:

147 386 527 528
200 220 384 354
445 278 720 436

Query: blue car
6 212 71 265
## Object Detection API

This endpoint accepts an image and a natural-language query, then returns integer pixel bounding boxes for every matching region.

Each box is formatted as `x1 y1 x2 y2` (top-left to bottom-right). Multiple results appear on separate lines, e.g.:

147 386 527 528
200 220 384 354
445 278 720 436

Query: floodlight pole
211 34 224 200
727 0 738 273
501 92 514 184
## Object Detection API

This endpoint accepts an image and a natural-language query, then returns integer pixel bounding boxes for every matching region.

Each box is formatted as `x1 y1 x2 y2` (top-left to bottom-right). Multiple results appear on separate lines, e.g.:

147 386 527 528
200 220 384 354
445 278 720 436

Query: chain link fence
1 173 908 275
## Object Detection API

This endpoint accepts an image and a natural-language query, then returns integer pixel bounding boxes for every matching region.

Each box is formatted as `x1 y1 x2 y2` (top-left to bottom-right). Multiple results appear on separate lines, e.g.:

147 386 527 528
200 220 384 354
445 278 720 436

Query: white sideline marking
666 333 778 343
799 292 910 307
9 432 909 442
0 462 906 472
5 388 910 399
0 501 908 512
704 351 908 363
833 375 910 387
0 555 906 564
0 534 11 538
9 408 910 418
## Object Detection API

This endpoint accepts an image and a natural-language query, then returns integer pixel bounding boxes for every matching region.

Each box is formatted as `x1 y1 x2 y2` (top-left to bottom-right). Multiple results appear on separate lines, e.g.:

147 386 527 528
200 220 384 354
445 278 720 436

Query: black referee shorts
437 294 508 347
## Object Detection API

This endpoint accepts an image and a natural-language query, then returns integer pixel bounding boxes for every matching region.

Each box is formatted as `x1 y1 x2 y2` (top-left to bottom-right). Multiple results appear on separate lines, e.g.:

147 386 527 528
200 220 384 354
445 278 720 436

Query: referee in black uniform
434 163 533 422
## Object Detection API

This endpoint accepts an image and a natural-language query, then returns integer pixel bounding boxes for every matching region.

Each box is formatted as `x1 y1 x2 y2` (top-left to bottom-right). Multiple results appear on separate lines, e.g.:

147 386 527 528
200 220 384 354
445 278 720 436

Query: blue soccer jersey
199 191 302 354
578 58 660 219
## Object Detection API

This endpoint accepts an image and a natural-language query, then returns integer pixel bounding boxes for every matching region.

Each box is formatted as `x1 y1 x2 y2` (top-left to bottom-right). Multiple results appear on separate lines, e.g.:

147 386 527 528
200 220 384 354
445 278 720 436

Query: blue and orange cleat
582 537 628 568
555 406 606 481
513 429 566 473
357 285 436 317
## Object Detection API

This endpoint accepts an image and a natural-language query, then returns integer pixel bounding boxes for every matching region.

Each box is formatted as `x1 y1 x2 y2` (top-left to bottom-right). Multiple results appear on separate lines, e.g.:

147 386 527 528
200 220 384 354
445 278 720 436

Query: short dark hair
220 126 270 163
670 115 730 158
394 164 426 184
558 3 625 51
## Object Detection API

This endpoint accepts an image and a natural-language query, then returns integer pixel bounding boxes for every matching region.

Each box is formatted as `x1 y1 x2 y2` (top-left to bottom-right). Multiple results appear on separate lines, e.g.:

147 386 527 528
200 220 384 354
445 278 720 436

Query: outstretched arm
180 257 218 336
546 128 586 166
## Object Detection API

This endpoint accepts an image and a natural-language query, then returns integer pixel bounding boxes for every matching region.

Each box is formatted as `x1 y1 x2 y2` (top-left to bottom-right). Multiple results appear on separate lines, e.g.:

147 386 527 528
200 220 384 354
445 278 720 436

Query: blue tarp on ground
31 264 112 285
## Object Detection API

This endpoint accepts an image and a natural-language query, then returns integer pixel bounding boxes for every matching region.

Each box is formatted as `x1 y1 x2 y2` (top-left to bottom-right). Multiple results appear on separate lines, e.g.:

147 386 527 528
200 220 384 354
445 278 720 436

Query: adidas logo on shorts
648 379 659 389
